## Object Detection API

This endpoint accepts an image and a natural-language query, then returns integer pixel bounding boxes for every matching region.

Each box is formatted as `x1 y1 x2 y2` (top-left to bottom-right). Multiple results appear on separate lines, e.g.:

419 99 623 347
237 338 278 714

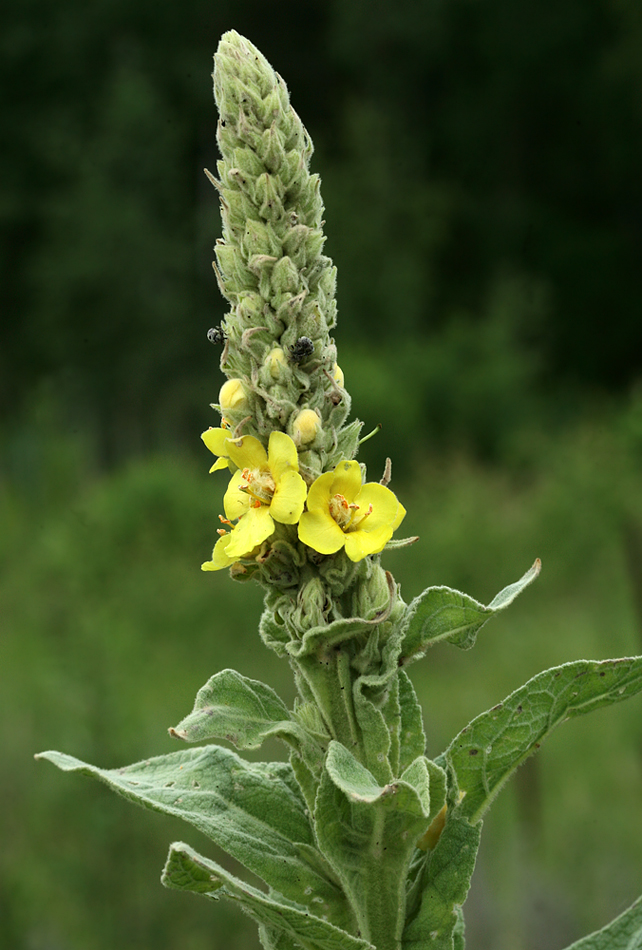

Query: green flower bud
265 347 288 380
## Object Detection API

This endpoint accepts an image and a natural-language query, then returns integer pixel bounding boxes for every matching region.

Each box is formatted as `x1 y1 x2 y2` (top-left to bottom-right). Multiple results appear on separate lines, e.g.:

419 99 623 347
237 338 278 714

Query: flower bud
265 347 288 380
219 378 248 411
292 408 321 446
332 363 345 388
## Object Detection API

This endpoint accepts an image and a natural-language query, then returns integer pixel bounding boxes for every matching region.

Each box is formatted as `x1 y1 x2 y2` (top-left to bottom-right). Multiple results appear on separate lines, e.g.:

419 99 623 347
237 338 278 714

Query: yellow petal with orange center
224 470 251 521
298 509 346 554
267 430 299 482
226 506 274 557
330 460 362 502
226 435 268 471
270 469 307 524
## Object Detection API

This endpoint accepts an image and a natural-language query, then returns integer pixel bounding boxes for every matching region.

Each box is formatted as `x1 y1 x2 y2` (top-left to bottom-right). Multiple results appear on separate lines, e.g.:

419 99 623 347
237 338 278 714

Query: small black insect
207 326 226 345
288 336 314 363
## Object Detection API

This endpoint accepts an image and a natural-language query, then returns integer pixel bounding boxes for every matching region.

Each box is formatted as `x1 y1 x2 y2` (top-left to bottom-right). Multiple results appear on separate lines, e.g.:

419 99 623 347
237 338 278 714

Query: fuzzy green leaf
352 681 394 785
317 743 433 950
163 841 373 950
286 615 376 659
440 656 642 823
400 559 540 662
559 895 642 949
259 927 305 950
169 669 297 749
398 671 427 772
453 906 466 950
402 814 481 950
37 746 345 918
325 741 431 817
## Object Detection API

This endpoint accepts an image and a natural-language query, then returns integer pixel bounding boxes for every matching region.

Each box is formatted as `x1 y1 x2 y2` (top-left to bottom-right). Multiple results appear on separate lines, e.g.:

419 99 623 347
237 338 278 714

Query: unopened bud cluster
210 31 361 481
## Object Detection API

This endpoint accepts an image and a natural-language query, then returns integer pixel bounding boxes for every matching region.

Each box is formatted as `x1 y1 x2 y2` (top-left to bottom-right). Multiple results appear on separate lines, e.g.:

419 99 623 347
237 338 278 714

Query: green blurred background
2 1 642 948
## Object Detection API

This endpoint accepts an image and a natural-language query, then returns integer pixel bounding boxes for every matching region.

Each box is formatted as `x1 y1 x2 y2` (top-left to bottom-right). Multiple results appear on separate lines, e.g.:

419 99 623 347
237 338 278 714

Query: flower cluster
201 428 405 571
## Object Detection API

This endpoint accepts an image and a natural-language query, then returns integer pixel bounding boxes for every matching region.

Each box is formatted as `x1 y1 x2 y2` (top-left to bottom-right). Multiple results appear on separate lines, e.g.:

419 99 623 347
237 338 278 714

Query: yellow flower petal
306 470 337 512
392 501 407 531
298 509 346 555
267 430 299 482
223 470 251 521
226 435 268 471
330 460 362 502
209 457 230 473
201 534 236 571
201 427 230 456
270 469 307 524
344 525 393 562
226 506 274 557
354 483 400 532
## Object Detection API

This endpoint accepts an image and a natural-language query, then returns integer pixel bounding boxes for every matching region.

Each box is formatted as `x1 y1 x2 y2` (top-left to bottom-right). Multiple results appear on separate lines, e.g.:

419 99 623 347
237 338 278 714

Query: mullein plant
38 31 642 950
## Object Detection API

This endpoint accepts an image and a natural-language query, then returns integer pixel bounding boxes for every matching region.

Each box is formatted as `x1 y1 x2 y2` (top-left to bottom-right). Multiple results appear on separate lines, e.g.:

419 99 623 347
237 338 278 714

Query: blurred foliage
2 0 642 460
3 0 642 948
3 404 642 949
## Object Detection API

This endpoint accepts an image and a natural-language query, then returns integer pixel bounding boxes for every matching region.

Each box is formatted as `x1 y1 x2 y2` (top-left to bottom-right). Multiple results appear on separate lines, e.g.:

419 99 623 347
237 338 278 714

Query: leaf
559 895 642 949
423 759 447 828
398 671 427 772
317 743 433 950
453 906 466 950
286 615 377 659
163 841 373 950
352 679 394 785
439 655 642 823
400 559 540 663
36 746 346 920
168 668 299 750
402 814 481 950
325 741 430 817
349 626 408 782
259 609 291 657
259 927 304 950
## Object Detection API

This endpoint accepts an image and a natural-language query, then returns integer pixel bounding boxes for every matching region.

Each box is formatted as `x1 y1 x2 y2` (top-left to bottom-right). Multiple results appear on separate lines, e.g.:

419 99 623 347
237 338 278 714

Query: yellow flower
332 363 344 388
201 424 234 473
298 460 406 561
222 430 307 558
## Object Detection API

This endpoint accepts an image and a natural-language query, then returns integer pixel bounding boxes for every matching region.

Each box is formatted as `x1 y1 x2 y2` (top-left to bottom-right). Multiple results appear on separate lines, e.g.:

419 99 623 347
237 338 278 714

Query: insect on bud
288 336 314 364
207 326 226 345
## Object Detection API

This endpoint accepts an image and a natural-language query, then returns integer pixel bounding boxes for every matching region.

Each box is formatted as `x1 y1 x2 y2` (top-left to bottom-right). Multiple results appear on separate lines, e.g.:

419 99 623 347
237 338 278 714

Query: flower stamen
240 467 276 505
